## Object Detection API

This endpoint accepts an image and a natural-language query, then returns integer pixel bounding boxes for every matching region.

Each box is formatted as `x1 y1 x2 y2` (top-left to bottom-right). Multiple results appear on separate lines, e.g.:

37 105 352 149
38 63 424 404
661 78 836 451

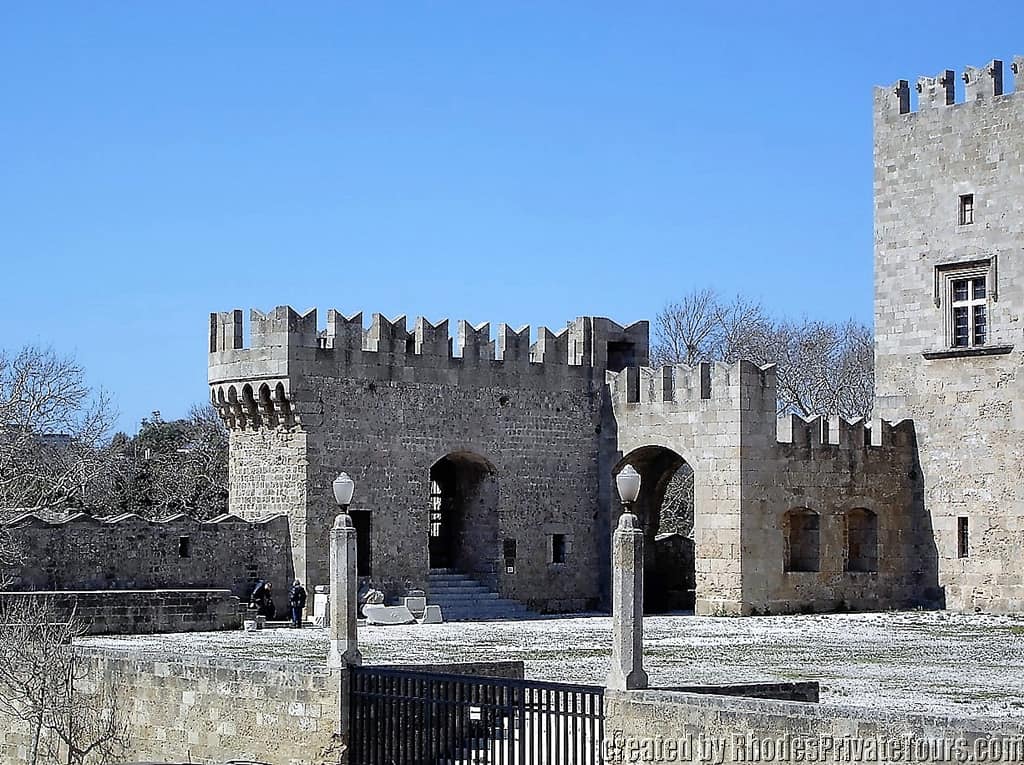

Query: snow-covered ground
80 610 1024 719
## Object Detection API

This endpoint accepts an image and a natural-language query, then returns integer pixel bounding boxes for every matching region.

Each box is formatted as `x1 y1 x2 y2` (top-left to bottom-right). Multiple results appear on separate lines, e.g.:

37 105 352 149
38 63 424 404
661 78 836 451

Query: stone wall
607 362 931 616
0 589 243 635
2 511 294 614
604 689 1024 764
0 648 342 765
874 57 1024 613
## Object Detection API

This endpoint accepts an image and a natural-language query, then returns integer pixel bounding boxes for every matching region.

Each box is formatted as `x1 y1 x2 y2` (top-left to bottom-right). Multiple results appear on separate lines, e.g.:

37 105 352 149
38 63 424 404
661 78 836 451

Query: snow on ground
79 610 1024 719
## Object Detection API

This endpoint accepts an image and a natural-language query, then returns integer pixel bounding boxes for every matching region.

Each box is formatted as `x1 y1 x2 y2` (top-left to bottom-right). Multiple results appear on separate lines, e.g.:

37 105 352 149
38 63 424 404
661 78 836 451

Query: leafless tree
764 318 874 420
652 290 772 367
652 289 874 420
0 346 117 511
0 528 22 590
0 596 128 764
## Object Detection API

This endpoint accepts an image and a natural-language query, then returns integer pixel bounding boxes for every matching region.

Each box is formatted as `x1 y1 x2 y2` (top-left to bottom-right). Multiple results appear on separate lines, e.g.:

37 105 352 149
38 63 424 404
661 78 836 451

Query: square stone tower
874 58 1024 613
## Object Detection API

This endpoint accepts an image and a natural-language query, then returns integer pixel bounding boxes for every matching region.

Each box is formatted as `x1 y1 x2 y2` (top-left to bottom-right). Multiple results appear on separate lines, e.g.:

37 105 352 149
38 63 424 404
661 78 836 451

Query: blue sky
2 3 1022 433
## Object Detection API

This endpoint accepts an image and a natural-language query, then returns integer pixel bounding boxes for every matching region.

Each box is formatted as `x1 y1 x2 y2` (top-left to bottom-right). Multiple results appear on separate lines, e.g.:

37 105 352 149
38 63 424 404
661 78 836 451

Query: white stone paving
79 610 1024 719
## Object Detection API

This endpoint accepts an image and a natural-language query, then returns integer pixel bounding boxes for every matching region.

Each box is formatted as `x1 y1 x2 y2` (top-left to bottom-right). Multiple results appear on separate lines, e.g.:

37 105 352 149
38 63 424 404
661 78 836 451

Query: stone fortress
205 55 1024 619
2 56 1020 623
1 53 1023 765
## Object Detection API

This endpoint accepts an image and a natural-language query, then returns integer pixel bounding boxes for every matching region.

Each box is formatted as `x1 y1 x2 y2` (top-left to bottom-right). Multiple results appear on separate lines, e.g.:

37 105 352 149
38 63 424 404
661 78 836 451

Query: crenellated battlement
1 510 287 529
609 362 915 454
606 360 776 409
875 56 1021 116
208 306 649 431
775 414 915 451
209 305 648 379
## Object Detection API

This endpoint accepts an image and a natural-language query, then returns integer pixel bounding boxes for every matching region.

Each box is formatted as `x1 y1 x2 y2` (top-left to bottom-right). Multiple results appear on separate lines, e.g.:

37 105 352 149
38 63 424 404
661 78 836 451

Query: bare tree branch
0 596 129 764
652 289 874 420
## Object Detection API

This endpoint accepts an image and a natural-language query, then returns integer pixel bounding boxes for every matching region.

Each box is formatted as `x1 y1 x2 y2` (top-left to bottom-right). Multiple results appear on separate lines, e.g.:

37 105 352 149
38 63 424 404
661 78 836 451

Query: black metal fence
349 666 604 764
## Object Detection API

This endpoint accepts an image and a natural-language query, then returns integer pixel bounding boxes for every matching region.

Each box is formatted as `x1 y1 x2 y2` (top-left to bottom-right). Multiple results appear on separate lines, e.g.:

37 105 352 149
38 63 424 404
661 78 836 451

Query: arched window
784 508 820 573
846 508 878 573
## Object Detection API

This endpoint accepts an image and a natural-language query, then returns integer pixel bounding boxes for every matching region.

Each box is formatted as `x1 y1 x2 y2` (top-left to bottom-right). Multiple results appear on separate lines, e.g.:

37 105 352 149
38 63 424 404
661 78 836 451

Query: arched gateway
615 445 696 613
428 451 499 579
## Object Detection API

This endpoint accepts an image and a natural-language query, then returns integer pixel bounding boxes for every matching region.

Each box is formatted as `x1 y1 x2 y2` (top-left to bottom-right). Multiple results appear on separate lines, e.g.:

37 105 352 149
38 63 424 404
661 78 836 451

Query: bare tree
0 346 117 511
764 319 874 420
0 596 128 764
652 289 874 420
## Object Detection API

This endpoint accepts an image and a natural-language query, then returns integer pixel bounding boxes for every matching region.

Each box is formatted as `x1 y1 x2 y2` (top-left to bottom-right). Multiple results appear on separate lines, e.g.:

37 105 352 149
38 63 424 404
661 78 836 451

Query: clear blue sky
2 3 1021 433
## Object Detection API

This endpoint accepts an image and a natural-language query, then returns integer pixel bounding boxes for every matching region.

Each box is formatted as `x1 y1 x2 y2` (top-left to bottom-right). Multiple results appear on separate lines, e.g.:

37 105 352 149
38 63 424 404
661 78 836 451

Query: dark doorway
428 452 499 577
351 510 372 576
615 446 695 613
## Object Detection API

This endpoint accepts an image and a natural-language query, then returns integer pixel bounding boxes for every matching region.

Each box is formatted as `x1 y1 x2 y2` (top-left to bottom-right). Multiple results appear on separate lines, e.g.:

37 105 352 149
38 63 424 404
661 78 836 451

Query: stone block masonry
874 55 1024 614
0 589 243 635
0 649 342 765
604 689 1024 764
606 361 931 616
2 511 295 616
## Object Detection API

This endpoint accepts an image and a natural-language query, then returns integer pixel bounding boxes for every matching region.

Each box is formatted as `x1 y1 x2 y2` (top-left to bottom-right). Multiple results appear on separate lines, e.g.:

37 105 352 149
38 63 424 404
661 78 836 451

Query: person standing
288 579 308 628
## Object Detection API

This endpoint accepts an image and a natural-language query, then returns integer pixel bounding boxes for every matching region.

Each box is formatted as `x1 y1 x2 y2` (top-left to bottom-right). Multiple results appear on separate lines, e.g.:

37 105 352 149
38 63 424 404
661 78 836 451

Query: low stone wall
0 647 343 765
604 689 1024 764
0 590 244 635
2 511 294 614
656 681 819 703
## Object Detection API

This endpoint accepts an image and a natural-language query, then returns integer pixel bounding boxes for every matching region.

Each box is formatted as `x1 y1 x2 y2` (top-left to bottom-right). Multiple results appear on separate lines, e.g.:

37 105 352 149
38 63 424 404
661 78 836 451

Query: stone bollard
328 512 362 668
606 510 648 690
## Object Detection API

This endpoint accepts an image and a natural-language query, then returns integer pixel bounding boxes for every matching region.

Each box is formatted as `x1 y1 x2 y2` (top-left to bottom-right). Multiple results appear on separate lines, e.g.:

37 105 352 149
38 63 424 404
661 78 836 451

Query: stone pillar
606 510 648 690
328 512 361 668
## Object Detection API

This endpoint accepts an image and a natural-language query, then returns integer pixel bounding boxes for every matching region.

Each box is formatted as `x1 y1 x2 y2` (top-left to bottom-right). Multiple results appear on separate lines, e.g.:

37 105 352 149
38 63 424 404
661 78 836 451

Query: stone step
430 597 504 608
440 605 528 615
428 585 495 595
440 610 532 622
425 570 536 622
427 574 483 584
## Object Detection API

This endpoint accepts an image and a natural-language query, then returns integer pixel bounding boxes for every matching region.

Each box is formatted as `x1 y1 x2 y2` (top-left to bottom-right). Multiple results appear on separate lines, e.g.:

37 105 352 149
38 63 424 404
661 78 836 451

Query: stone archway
428 451 499 579
615 446 696 613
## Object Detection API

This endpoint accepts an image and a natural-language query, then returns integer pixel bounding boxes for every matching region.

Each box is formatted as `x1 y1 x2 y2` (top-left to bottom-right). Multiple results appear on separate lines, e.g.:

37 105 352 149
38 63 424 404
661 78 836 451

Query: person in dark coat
251 579 276 620
288 579 307 628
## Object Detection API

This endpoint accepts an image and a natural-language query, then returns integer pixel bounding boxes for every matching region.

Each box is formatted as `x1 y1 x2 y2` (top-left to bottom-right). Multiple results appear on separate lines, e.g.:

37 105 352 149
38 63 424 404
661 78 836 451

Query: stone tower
874 57 1024 612
208 307 648 611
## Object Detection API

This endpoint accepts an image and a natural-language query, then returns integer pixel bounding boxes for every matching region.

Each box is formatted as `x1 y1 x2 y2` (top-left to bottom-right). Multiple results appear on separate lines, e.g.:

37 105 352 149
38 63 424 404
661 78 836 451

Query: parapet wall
875 56 1023 116
2 511 293 614
605 689 1024 765
608 361 915 455
209 307 650 427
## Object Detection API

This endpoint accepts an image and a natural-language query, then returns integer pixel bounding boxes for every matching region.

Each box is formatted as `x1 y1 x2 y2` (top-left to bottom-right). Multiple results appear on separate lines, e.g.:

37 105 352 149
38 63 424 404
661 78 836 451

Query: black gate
349 666 604 764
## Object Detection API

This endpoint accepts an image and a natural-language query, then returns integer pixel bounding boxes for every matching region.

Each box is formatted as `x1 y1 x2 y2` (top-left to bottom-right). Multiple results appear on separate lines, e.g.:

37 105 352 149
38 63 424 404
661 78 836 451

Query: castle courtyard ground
79 610 1024 719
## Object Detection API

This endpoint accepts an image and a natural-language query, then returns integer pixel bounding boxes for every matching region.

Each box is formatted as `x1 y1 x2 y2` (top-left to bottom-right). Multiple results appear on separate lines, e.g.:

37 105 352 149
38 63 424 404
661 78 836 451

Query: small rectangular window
503 539 517 573
178 536 191 559
957 517 969 558
551 534 567 564
959 194 974 226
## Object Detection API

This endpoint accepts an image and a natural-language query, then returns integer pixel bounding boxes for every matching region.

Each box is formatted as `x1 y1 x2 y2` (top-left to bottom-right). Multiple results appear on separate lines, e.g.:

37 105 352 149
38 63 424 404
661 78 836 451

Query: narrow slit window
178 536 191 559
959 194 974 225
503 539 517 573
957 517 969 558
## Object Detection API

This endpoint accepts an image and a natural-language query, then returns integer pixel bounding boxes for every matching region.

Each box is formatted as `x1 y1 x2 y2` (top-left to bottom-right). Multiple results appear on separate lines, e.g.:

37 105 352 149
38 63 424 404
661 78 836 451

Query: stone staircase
427 569 536 622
